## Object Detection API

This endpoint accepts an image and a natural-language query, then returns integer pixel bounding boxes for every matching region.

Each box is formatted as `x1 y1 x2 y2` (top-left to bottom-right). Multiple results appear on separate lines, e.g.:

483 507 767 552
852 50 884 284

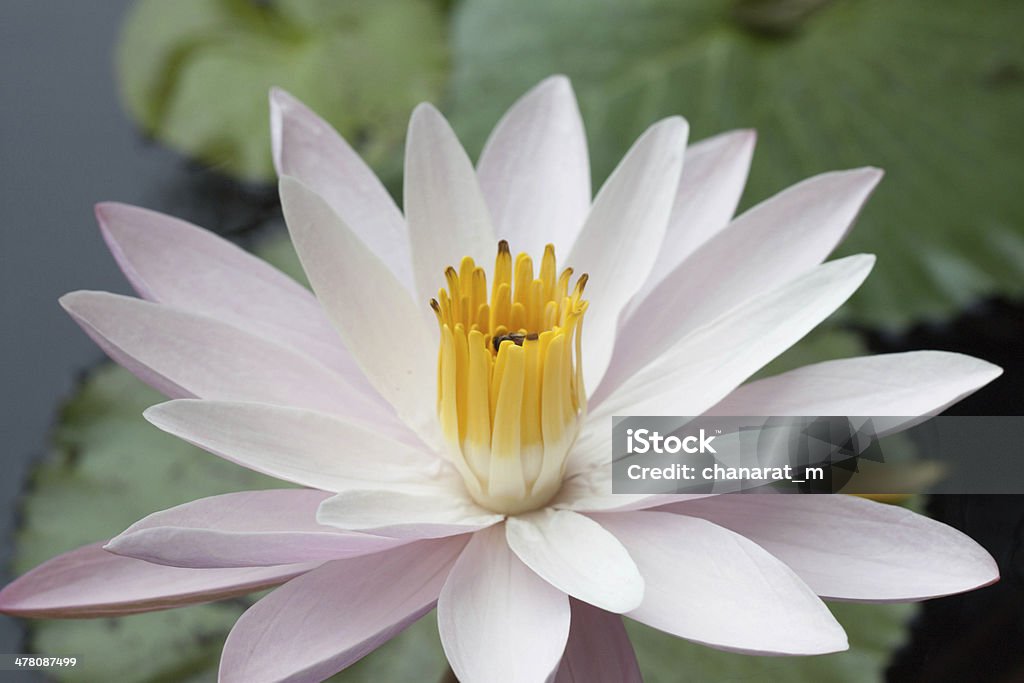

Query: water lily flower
0 76 1002 683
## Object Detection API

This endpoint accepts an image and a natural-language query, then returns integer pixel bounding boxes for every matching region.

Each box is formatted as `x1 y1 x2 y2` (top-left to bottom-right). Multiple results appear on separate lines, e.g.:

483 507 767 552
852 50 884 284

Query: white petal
597 511 848 655
662 494 999 601
220 537 467 683
602 169 882 396
405 103 497 310
631 129 755 303
438 525 570 683
280 176 439 441
477 75 590 257
708 351 1002 423
96 202 373 388
60 292 387 422
554 599 642 683
317 489 503 539
105 490 406 568
144 400 439 492
590 254 875 420
0 542 313 618
270 88 414 291
505 509 643 613
569 117 688 393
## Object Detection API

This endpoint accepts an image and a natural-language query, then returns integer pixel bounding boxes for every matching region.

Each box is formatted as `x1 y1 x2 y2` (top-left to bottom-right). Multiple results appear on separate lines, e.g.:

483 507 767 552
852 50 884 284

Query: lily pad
449 0 1024 328
629 601 913 682
116 0 448 183
13 363 280 682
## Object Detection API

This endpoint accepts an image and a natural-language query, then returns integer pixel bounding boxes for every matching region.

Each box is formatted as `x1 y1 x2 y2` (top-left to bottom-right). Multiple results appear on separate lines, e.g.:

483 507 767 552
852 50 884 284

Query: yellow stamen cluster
431 241 588 514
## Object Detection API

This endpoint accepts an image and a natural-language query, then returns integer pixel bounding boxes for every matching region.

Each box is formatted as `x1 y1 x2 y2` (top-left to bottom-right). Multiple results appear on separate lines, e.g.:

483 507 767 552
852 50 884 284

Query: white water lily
0 76 1002 683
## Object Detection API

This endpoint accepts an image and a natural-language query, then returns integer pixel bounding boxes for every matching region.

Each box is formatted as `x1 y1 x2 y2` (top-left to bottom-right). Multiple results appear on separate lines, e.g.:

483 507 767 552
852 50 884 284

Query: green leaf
13 364 286 575
449 0 1024 328
116 0 449 183
753 324 866 380
14 363 284 682
628 602 913 682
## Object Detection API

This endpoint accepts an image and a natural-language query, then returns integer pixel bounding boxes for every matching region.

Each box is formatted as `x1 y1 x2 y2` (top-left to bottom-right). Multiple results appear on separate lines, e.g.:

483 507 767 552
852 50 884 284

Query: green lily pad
13 362 280 683
754 324 866 380
629 602 913 682
449 0 1024 328
116 0 448 183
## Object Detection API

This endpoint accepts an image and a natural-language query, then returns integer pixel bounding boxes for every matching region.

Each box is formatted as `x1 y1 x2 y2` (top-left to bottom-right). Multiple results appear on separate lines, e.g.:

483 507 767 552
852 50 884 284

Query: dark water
1 1 1021 681
1 0 176 660
866 301 1024 682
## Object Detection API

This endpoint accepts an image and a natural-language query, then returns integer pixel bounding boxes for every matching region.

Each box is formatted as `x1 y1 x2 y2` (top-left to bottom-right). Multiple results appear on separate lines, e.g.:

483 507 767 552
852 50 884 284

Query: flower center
431 241 588 514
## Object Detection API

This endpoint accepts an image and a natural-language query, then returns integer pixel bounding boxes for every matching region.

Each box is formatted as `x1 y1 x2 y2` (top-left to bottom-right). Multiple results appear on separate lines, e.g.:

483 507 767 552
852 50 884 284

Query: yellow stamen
432 241 588 514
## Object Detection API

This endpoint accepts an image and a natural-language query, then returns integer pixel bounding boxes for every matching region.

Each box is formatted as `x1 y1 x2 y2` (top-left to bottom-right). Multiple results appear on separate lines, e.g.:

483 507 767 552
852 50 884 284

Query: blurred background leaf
449 0 1024 329
15 363 278 683
629 601 913 682
117 0 448 184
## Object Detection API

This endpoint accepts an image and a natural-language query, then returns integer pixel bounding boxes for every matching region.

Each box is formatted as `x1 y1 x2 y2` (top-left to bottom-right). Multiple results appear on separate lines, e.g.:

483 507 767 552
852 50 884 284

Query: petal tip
859 165 885 184
268 85 291 106
409 101 443 125
57 289 96 313
536 73 573 94
141 401 176 427
93 201 121 223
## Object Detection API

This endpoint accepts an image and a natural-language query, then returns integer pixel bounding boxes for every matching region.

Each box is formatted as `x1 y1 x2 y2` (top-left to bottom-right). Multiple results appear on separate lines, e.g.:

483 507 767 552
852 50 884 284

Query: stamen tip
498 239 510 254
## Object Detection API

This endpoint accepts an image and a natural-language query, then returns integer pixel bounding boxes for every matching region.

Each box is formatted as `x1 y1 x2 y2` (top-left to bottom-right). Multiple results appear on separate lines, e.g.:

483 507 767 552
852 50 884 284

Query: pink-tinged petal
438 525 570 683
105 490 406 568
476 75 590 258
144 400 440 492
596 511 848 655
590 255 875 421
405 103 497 311
279 176 439 442
554 599 642 683
317 489 503 539
505 509 643 613
269 89 414 292
707 351 1002 422
95 202 372 390
219 537 467 683
602 169 882 397
662 495 999 602
59 292 390 424
0 542 314 618
630 129 755 305
568 117 688 393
